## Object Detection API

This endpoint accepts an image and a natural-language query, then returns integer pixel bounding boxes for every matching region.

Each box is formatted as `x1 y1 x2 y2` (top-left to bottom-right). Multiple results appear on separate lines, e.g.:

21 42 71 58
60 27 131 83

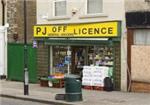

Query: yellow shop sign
34 21 119 38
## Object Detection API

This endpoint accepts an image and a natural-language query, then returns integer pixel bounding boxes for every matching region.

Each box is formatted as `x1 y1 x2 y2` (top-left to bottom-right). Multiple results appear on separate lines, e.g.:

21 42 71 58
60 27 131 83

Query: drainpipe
1 0 6 26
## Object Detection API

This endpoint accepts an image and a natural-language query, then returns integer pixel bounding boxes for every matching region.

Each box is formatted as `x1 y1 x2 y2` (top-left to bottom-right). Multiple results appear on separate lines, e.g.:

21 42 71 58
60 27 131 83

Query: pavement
1 97 55 105
1 80 150 105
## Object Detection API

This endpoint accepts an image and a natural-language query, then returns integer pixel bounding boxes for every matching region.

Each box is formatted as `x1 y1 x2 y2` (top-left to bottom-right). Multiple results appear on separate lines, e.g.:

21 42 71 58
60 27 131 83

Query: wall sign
34 21 119 38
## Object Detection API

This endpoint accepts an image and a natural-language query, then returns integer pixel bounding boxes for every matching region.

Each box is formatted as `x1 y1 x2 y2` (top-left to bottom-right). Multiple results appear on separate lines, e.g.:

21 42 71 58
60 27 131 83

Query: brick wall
7 0 36 43
7 0 17 42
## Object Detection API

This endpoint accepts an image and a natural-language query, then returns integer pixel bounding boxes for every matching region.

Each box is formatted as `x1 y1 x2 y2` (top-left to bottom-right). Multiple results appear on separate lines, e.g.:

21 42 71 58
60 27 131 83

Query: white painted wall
36 0 127 91
37 0 125 24
125 0 150 12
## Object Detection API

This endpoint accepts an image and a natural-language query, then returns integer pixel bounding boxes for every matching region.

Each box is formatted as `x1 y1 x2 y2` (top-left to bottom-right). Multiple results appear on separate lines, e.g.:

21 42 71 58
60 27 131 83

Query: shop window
87 0 103 14
54 0 66 16
134 30 150 45
51 45 114 75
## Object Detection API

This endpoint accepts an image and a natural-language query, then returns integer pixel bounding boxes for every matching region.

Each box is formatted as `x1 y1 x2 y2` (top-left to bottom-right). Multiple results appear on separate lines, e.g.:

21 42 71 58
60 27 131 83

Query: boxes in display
82 66 110 87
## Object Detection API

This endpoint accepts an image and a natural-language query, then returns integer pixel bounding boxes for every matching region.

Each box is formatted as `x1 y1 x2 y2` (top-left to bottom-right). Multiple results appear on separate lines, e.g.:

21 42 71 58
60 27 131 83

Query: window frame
85 0 103 15
53 0 67 17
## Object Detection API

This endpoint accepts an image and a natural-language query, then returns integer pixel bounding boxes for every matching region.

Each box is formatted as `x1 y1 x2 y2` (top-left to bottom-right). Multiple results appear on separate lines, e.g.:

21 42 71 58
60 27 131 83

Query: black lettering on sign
58 26 62 32
88 28 93 35
36 27 41 35
52 27 57 32
73 29 77 34
42 27 47 35
108 27 113 34
101 28 107 34
63 26 67 32
94 28 100 34
82 28 87 34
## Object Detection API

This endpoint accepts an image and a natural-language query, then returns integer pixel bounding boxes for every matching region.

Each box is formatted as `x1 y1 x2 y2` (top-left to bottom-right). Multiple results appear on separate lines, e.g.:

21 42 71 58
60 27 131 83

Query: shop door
71 46 87 75
53 46 71 74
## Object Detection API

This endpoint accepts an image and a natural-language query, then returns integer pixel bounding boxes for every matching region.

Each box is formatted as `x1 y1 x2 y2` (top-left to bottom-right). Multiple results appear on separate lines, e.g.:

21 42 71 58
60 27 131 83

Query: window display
88 46 114 67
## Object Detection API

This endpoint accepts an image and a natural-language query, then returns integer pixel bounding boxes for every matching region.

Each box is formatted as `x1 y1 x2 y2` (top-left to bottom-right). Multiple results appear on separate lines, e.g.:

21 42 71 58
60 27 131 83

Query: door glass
53 46 69 74
72 46 86 74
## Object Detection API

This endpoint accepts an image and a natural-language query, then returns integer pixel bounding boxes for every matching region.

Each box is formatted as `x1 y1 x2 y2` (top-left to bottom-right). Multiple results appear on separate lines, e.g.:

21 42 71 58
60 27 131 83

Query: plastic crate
40 79 48 87
52 79 64 88
83 86 93 90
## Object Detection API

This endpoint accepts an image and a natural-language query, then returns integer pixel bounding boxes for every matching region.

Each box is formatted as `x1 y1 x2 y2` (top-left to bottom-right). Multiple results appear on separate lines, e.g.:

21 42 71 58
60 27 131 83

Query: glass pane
55 1 66 16
87 0 102 14
134 34 145 45
134 30 150 45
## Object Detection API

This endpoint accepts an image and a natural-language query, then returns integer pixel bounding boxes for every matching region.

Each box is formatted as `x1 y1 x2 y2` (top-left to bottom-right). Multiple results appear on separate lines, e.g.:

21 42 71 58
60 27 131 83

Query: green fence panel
28 45 37 83
8 43 37 83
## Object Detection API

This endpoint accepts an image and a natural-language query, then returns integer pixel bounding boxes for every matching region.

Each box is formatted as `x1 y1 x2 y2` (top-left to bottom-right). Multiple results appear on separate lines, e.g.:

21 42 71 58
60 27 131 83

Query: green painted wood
7 43 37 83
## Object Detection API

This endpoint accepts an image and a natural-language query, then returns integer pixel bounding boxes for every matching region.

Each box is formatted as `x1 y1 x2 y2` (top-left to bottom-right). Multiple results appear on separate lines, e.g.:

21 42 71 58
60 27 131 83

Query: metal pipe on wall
1 0 6 26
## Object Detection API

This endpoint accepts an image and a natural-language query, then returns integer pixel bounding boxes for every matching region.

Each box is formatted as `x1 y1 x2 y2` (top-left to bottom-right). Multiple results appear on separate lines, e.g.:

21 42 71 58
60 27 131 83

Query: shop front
126 11 150 92
46 39 115 75
34 21 121 90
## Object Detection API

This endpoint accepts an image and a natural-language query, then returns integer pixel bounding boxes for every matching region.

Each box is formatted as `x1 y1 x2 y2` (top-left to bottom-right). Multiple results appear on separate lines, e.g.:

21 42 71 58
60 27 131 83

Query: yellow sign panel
34 22 119 38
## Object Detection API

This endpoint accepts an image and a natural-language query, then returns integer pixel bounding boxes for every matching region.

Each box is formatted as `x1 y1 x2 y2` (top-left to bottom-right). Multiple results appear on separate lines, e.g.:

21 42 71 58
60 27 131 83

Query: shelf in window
105 65 114 67
99 64 113 67
104 55 113 57
104 59 114 61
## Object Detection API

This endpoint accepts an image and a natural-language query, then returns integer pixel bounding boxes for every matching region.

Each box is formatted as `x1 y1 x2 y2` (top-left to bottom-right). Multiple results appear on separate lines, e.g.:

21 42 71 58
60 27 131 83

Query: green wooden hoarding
8 43 37 83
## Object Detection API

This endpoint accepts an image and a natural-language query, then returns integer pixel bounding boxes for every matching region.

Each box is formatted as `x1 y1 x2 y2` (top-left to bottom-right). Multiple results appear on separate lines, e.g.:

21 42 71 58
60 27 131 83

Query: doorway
71 46 87 75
